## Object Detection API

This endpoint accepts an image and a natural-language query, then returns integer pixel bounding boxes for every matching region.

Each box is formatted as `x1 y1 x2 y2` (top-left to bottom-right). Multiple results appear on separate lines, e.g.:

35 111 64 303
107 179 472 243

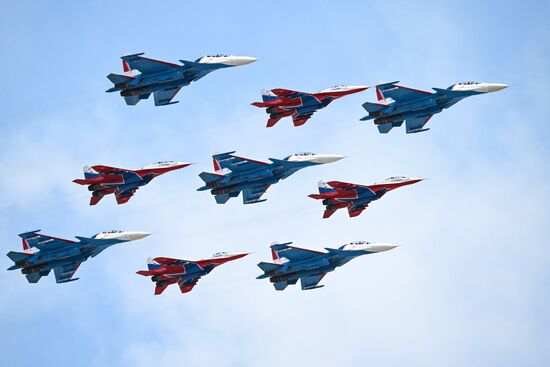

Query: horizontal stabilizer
6 251 32 263
106 73 134 84
257 262 282 273
198 171 223 183
362 101 387 113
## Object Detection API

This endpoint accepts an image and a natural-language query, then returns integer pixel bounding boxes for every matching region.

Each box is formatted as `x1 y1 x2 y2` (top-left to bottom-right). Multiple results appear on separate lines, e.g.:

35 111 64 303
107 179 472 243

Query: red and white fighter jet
309 176 423 218
252 85 368 127
137 252 250 295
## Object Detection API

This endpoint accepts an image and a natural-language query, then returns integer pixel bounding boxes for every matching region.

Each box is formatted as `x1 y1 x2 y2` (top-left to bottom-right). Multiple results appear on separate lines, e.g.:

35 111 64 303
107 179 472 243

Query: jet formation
7 230 149 283
252 85 368 127
73 161 190 205
106 53 257 106
309 176 423 218
257 241 397 290
197 151 344 204
137 252 249 295
361 81 508 133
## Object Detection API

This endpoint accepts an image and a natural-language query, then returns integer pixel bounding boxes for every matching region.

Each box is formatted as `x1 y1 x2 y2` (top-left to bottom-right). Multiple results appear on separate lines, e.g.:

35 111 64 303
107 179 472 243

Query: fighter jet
252 85 368 127
257 241 397 291
197 151 344 204
106 53 257 106
137 252 249 295
309 177 423 218
7 230 150 284
361 81 508 134
73 161 191 205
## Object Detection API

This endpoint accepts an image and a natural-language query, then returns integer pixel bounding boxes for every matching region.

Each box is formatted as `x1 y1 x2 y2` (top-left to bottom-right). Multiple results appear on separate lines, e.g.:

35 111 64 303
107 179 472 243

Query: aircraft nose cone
124 231 151 241
314 154 346 164
486 83 509 92
233 56 257 66
370 244 398 253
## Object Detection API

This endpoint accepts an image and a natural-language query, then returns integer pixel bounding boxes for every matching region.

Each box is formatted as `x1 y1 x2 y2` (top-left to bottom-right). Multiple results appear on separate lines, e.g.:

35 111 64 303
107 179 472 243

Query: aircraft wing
213 152 269 172
19 230 77 251
300 274 326 290
378 83 432 102
54 262 81 283
121 53 180 74
272 244 325 262
270 88 311 99
154 87 182 106
292 111 314 127
115 188 137 204
178 278 198 293
243 185 270 204
405 116 432 133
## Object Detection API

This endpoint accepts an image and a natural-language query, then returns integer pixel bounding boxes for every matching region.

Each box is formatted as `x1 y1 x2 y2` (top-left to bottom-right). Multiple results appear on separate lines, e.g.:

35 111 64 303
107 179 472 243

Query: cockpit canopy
321 85 347 92
195 54 230 62
211 252 229 258
143 161 176 169
92 230 122 239
448 81 480 89
284 152 316 160
339 241 372 249
386 176 408 181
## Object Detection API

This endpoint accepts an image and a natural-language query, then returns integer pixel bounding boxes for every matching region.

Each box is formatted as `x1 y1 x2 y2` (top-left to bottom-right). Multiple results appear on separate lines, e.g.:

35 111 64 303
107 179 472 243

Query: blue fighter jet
6 230 149 283
361 81 508 134
197 151 344 204
106 53 257 106
257 241 398 290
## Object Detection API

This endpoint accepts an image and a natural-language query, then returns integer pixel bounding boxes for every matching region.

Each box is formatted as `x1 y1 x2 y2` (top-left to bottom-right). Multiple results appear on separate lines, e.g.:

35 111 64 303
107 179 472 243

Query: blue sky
1 1 549 366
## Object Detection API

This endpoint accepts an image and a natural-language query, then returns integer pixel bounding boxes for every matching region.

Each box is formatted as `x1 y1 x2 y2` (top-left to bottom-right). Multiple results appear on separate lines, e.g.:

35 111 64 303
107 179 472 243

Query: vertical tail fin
271 241 281 261
123 59 131 73
318 181 335 194
213 157 221 171
146 257 162 271
271 247 279 261
376 82 385 101
261 89 277 102
83 166 100 180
